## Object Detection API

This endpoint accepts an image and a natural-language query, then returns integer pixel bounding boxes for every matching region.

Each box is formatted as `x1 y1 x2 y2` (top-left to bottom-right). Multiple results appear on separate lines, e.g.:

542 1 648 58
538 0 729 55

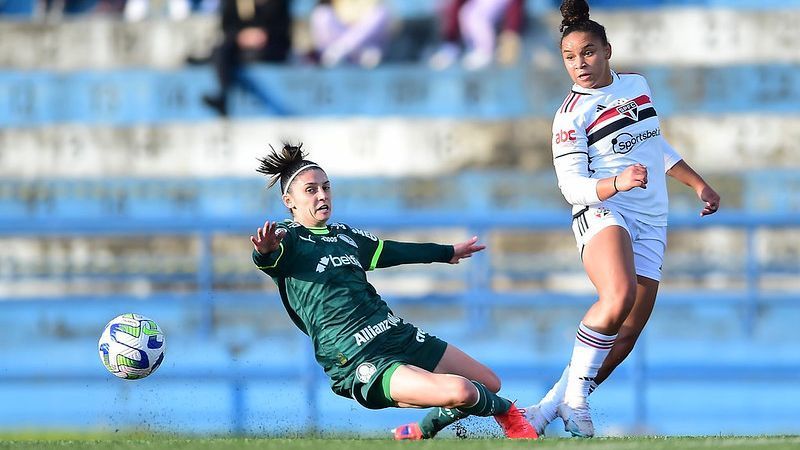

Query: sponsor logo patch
316 254 362 273
554 129 576 145
356 362 377 384
352 313 402 346
351 228 378 241
594 207 612 218
339 234 358 248
611 128 661 154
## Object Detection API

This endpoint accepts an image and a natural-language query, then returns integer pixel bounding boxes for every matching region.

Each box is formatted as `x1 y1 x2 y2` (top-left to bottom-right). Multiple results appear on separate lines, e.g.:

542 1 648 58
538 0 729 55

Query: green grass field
1 436 799 450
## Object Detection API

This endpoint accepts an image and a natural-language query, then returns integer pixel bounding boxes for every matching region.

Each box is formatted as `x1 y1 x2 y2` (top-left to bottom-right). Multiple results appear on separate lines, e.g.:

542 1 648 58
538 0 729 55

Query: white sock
537 365 569 423
564 322 616 407
588 379 599 395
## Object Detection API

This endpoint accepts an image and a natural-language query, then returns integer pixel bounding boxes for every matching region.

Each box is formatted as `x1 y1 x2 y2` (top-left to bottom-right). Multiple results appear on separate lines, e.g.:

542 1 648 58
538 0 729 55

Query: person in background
428 0 525 70
201 0 292 116
251 143 539 441
524 0 720 438
308 0 390 68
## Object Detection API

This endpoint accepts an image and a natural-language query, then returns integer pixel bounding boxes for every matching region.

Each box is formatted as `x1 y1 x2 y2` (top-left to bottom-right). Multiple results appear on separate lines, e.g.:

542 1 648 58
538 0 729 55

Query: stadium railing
1 170 798 334
1 171 798 434
1 64 799 125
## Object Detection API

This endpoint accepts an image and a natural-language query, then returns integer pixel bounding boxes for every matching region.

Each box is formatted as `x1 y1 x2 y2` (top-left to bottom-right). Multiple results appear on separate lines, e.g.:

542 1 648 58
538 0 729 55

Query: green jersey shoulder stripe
368 239 384 271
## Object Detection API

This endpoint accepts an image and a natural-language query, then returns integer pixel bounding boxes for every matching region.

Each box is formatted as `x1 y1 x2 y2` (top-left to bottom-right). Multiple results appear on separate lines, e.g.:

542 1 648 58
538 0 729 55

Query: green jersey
252 220 453 392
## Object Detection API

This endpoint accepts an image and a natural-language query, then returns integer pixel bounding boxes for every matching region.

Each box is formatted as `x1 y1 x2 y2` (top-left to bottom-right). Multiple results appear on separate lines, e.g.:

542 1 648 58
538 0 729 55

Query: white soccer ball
98 313 166 380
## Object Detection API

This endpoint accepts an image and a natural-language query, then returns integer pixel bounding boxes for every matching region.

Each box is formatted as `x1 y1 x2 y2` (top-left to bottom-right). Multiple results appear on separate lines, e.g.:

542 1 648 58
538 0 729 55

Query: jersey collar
571 69 619 95
306 225 330 235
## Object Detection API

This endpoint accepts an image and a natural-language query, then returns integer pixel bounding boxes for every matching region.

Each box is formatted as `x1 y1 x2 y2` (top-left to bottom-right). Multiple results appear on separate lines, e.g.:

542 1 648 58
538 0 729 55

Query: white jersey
551 71 682 226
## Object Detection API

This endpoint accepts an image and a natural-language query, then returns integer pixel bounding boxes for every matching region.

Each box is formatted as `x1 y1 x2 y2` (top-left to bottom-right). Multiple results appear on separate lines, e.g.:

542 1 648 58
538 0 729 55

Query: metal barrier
0 174 798 434
2 64 800 125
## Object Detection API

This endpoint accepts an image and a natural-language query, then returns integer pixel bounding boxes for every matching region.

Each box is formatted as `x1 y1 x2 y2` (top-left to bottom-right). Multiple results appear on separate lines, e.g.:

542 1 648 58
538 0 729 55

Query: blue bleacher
3 64 800 125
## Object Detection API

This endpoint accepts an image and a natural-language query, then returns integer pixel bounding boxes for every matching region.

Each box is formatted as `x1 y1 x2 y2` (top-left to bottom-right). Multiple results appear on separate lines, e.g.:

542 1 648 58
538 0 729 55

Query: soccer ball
98 313 166 380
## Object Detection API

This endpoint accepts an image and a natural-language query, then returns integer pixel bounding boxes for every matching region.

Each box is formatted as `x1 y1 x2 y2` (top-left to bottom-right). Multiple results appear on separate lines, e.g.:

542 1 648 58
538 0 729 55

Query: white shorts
571 206 667 282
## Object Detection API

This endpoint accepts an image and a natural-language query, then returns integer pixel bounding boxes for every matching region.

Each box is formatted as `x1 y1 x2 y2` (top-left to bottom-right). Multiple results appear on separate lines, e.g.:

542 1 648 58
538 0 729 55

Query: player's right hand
617 163 648 191
251 220 286 254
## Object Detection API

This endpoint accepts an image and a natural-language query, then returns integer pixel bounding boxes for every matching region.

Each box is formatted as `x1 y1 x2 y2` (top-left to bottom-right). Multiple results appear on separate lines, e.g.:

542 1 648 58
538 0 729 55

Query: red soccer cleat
494 402 540 439
393 422 424 440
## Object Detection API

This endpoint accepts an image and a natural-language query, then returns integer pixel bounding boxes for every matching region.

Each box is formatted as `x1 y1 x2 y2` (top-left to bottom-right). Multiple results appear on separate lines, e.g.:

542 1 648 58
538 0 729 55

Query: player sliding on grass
524 0 721 438
251 143 538 440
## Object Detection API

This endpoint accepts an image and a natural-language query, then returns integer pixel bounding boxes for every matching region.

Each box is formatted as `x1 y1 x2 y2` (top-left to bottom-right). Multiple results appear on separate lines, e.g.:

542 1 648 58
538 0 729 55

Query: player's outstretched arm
251 220 287 254
666 160 720 216
449 236 486 264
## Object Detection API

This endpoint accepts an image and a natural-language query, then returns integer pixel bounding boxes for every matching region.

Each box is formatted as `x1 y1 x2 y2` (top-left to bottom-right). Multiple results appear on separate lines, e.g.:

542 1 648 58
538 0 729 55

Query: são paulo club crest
615 99 639 120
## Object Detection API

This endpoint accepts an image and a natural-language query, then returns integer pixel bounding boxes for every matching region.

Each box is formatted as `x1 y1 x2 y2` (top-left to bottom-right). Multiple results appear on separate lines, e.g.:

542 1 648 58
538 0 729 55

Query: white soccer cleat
522 403 551 437
558 402 595 438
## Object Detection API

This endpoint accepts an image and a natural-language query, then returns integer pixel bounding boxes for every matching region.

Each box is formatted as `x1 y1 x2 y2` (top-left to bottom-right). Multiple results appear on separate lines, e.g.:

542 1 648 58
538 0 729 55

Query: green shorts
331 321 448 410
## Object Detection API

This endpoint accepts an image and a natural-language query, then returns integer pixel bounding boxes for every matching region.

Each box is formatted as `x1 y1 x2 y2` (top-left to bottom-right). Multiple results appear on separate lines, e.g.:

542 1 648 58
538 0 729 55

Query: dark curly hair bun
560 0 591 33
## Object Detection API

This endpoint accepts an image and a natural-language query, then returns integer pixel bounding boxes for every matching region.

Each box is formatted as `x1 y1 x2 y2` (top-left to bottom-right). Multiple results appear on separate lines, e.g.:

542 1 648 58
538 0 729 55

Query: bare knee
614 327 641 355
443 377 479 408
598 281 637 329
482 372 501 393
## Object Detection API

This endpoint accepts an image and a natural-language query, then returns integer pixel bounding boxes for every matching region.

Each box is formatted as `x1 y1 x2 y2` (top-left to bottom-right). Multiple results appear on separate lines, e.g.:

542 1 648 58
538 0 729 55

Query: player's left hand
698 184 720 216
449 236 486 264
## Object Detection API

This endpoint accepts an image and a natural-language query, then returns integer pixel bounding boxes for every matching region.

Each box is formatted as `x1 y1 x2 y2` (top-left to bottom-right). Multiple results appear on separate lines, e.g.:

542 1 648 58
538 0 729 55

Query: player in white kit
524 0 721 438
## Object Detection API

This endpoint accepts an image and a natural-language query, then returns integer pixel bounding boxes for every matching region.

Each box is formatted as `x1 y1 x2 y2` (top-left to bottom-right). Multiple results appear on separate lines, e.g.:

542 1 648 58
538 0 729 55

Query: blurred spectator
94 0 127 14
429 0 525 70
201 0 292 116
309 0 391 68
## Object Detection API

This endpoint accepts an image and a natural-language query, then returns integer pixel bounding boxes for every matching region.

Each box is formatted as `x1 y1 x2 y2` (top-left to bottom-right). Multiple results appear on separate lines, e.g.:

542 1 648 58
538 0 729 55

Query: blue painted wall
3 65 800 127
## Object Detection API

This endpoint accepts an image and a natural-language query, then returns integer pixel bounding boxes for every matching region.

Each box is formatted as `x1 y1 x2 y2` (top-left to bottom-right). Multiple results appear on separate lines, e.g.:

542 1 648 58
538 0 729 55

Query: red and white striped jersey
551 71 682 226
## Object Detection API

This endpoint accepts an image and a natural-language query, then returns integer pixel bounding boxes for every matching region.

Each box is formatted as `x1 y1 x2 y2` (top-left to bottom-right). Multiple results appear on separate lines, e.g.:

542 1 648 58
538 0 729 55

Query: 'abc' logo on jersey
554 129 576 145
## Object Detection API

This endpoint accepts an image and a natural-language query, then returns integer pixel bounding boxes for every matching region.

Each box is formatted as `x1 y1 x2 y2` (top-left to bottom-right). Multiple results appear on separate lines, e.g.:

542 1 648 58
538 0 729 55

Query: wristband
613 176 619 193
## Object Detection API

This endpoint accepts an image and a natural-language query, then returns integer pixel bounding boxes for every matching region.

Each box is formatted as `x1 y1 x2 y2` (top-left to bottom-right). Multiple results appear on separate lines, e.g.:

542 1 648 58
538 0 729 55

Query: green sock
418 407 469 438
457 381 512 417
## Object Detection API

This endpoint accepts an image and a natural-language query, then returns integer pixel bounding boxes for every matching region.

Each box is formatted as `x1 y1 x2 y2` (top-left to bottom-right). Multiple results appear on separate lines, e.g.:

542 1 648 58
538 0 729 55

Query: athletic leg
593 222 666 386
523 365 568 435
560 225 637 437
393 345 536 439
526 278 658 435
459 0 513 69
431 343 501 391
402 343 502 438
390 364 483 409
202 37 239 116
595 275 659 385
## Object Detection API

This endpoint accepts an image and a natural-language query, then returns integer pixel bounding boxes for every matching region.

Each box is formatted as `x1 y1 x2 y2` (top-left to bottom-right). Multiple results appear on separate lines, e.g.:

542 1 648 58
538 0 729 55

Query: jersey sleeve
252 223 294 276
639 76 683 171
340 225 384 271
340 225 453 270
375 241 454 269
552 109 602 206
662 140 683 172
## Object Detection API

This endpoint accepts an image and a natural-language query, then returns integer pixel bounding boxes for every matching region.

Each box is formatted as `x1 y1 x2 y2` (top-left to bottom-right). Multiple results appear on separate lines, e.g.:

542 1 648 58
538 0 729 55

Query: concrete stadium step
2 8 800 69
1 117 799 177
